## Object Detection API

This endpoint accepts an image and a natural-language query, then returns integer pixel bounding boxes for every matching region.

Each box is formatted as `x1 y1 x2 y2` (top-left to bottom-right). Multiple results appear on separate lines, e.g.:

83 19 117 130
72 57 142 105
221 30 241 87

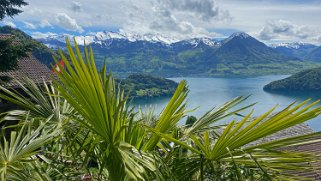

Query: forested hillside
118 74 178 98
0 26 57 66
264 67 321 91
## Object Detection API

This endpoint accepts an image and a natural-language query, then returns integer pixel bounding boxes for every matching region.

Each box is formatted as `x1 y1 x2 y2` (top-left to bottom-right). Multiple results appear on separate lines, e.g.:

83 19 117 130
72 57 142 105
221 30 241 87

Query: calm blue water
133 75 321 131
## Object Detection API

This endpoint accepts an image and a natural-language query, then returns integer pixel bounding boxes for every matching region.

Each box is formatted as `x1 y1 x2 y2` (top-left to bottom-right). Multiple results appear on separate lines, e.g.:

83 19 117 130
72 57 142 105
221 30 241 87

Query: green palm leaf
150 99 321 180
0 78 73 129
52 39 156 180
0 117 59 181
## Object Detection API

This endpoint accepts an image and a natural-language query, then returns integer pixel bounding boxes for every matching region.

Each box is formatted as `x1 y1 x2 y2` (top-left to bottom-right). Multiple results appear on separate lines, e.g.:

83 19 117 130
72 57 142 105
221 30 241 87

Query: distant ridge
271 42 318 60
0 26 314 77
306 46 321 61
34 29 318 77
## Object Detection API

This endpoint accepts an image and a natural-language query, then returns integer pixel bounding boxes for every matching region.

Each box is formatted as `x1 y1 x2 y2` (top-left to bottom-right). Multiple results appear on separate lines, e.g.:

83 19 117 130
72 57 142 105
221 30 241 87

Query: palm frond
143 80 188 151
0 117 59 181
52 39 156 180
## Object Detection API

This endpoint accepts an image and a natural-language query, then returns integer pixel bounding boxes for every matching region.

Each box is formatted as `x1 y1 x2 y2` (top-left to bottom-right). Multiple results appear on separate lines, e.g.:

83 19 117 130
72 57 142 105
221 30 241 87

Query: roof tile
0 34 53 87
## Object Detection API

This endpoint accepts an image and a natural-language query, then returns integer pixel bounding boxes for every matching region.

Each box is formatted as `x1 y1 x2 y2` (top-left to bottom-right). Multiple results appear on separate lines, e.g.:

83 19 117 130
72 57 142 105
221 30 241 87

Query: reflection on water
132 95 172 112
265 90 321 101
132 75 321 131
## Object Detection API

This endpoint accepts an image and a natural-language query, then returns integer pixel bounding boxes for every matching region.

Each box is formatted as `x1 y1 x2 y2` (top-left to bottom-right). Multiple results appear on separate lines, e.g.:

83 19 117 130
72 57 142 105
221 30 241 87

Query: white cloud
3 20 16 28
120 0 227 40
31 32 57 39
39 19 52 28
24 22 37 29
218 1 321 37
11 0 228 39
259 20 294 40
258 19 319 42
158 0 231 21
55 13 84 33
314 35 321 44
10 0 321 43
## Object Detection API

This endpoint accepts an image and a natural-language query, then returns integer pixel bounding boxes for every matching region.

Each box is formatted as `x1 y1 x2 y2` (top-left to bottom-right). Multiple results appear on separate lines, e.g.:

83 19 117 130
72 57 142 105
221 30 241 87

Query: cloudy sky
1 0 321 44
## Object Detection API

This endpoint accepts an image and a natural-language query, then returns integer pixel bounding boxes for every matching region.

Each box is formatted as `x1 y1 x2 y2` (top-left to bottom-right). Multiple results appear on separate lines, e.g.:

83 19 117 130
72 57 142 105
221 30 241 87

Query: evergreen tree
0 37 31 71
0 0 28 20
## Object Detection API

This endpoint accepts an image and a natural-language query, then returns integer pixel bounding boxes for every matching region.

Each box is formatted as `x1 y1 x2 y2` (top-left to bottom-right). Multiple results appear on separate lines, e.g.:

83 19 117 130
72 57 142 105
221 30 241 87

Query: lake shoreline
133 75 321 131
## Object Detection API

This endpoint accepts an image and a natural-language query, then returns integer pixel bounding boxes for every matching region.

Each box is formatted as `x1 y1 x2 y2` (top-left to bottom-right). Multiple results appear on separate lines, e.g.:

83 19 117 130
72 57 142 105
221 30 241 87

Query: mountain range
35 30 321 77
271 42 320 61
39 31 321 60
1 26 320 77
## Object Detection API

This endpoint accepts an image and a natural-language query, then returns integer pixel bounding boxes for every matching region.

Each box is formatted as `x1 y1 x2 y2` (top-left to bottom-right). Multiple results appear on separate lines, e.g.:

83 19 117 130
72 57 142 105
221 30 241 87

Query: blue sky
1 0 321 44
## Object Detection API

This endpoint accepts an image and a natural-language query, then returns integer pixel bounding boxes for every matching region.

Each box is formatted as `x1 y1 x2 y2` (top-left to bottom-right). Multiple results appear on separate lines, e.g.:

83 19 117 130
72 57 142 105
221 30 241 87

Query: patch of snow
270 42 313 49
224 32 251 43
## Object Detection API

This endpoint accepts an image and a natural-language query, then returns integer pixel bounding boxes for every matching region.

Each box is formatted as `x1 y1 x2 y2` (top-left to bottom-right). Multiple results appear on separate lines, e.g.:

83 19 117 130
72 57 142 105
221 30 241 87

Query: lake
133 75 321 131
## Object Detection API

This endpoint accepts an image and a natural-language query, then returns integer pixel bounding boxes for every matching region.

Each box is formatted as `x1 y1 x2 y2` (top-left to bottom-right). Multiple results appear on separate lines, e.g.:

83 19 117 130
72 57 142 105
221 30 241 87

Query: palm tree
0 116 59 180
0 38 321 180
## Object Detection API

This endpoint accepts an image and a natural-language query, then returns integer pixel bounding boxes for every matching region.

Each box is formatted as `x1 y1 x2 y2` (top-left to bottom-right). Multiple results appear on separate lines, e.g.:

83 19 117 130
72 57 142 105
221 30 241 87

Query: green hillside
118 74 178 99
0 26 57 66
91 33 319 77
264 67 321 91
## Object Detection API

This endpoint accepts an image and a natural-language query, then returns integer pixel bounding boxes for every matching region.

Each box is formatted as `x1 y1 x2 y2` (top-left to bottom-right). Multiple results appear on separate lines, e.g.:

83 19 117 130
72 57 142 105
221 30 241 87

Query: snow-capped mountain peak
94 31 126 41
223 32 252 43
270 42 314 49
90 31 179 45
35 31 221 48
184 37 219 47
230 32 251 39
127 33 179 44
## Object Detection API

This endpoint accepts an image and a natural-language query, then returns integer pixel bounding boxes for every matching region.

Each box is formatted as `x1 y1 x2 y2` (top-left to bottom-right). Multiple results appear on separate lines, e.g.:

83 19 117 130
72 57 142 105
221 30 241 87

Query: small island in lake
263 67 321 91
118 74 178 99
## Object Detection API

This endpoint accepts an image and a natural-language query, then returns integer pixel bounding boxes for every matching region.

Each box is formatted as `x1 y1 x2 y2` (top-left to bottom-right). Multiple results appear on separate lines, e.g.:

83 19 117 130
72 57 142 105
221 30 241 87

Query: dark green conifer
0 37 31 71
0 0 28 20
